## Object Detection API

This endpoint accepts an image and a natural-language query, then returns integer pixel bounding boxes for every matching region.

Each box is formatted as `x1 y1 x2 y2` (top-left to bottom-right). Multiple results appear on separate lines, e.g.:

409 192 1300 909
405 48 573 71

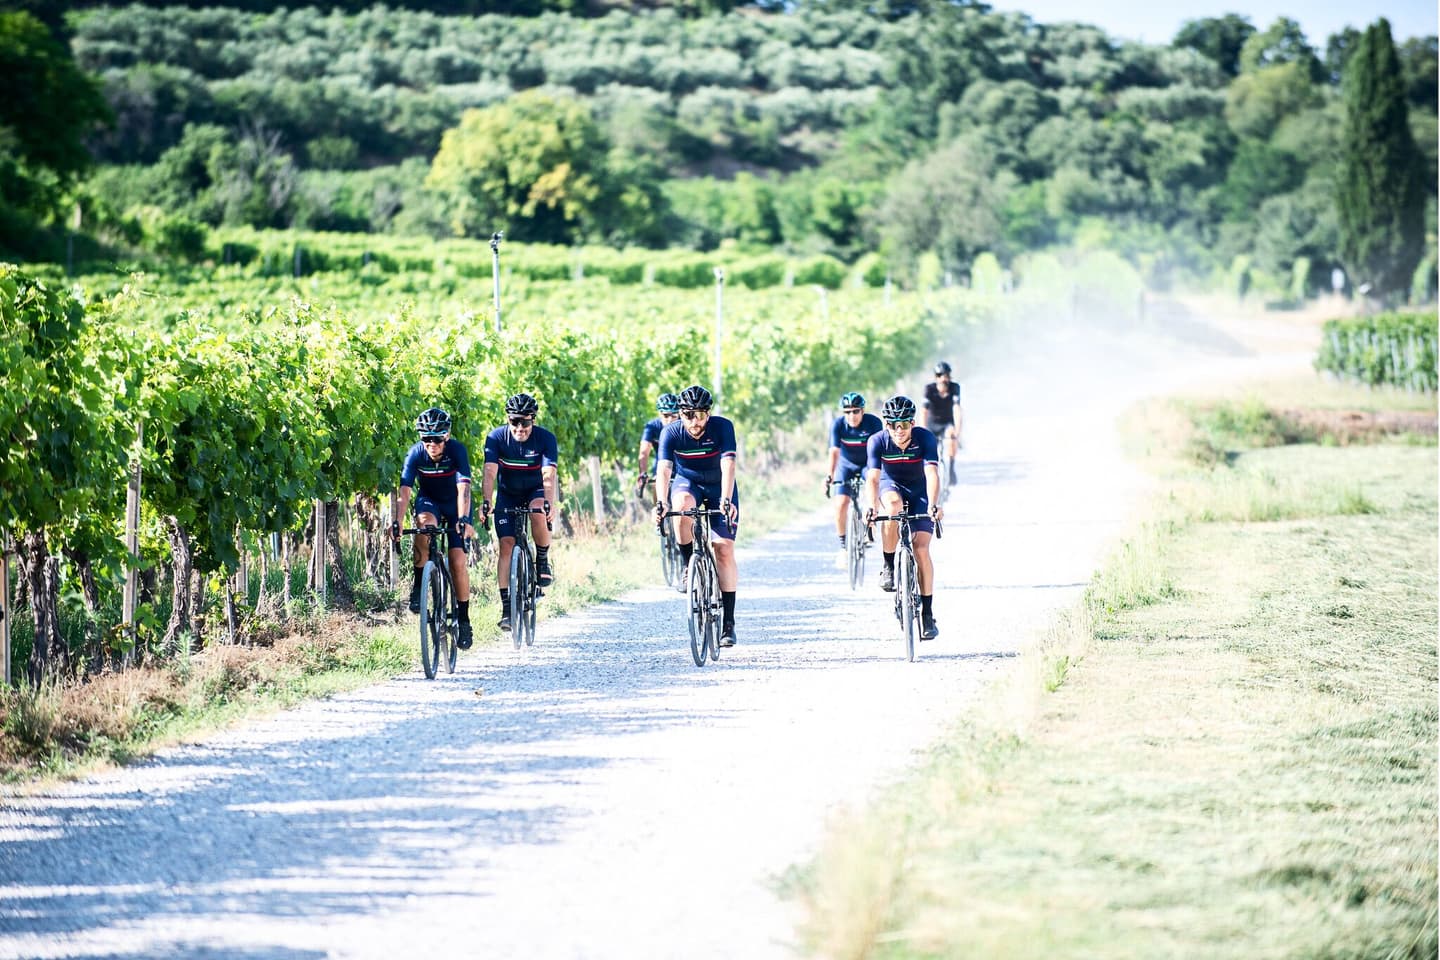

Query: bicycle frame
867 511 937 662
661 505 725 667
500 505 547 650
829 476 869 589
401 523 459 678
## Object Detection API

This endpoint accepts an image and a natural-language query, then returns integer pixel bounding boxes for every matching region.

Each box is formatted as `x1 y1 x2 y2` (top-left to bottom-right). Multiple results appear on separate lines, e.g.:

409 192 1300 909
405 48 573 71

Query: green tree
1173 14 1255 77
1224 61 1322 140
426 91 612 243
1336 18 1427 300
0 11 111 253
1238 17 1323 81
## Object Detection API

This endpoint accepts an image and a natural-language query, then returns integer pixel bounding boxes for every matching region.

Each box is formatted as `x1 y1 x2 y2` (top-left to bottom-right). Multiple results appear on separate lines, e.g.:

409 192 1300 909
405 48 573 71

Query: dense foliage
1315 311 1438 391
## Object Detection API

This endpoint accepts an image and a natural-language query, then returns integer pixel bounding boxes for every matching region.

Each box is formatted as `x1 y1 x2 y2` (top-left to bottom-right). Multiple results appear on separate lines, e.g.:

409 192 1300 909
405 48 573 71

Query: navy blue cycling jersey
658 416 737 489
923 381 962 427
830 413 884 470
400 439 472 506
866 426 940 488
484 425 559 497
641 417 665 447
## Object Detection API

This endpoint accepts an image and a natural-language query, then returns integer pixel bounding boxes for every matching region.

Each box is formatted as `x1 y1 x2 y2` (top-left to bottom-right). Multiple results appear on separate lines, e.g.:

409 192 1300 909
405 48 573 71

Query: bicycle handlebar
866 512 943 539
660 506 725 520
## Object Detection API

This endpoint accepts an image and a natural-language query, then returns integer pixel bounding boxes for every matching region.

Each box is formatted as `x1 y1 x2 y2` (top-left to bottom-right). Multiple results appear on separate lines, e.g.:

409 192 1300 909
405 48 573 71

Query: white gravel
0 310 1312 960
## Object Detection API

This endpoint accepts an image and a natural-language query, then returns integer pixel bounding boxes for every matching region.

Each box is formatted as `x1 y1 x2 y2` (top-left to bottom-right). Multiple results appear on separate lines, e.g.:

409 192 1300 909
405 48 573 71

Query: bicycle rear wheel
442 561 458 674
509 546 526 650
705 557 723 663
898 552 918 662
420 560 444 679
686 553 710 667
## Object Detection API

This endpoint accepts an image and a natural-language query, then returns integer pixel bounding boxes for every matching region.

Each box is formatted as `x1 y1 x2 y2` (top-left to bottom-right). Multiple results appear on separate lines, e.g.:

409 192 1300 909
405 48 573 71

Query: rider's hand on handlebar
865 507 877 525
389 520 400 541
479 501 491 529
721 498 737 523
824 475 833 498
930 503 943 523
653 500 666 527
635 474 648 497
543 500 553 532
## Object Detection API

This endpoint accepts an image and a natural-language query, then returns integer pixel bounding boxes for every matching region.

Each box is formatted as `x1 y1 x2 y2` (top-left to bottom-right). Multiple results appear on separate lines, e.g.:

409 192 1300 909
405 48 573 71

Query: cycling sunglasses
508 417 534 427
420 434 447 444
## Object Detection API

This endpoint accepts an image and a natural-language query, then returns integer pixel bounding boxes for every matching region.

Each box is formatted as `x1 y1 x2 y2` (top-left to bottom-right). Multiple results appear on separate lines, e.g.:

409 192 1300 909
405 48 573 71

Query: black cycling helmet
416 406 452 435
505 393 539 418
840 391 866 410
934 361 952 376
882 395 917 423
677 384 713 411
656 392 681 415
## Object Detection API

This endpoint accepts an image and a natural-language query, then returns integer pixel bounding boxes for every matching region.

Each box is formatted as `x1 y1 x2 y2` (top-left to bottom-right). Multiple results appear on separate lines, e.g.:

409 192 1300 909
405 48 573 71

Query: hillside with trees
3 0 1436 301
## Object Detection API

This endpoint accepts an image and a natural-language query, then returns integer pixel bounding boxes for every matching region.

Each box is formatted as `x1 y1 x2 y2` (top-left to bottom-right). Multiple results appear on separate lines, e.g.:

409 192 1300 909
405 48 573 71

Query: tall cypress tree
1336 18 1426 302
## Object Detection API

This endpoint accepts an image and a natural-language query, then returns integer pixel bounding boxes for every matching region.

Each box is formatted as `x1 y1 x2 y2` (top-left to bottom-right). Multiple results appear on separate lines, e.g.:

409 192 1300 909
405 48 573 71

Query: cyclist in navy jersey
478 393 560 632
655 384 741 646
392 406 476 648
865 395 942 640
636 392 681 499
825 391 883 551
919 360 963 484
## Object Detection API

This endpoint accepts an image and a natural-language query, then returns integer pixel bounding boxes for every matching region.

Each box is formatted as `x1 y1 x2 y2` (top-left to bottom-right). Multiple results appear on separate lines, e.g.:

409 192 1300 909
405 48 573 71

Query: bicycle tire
420 560 443 679
521 547 537 646
442 558 458 674
660 519 678 588
509 545 525 651
847 502 866 590
686 552 709 667
705 557 722 663
898 551 918 662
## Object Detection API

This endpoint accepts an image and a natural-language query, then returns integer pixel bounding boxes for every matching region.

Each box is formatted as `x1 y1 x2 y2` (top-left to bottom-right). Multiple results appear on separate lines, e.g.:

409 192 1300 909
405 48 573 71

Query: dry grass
788 384 1438 959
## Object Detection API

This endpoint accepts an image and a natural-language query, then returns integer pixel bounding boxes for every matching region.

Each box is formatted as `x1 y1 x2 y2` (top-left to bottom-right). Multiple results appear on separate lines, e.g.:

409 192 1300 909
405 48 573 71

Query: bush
792 254 846 289
153 215 209 261
1315 312 1438 391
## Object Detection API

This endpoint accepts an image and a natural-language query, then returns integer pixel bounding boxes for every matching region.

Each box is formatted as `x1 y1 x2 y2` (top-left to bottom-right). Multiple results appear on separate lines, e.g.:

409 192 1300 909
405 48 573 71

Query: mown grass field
787 379 1438 959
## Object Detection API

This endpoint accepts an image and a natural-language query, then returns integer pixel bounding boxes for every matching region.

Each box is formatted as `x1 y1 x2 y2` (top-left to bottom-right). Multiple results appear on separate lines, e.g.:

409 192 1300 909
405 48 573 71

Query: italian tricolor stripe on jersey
841 437 867 447
676 448 717 459
499 457 539 469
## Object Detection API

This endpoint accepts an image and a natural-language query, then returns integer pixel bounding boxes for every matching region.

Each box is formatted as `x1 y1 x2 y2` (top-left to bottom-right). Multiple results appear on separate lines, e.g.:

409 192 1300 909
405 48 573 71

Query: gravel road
0 307 1311 960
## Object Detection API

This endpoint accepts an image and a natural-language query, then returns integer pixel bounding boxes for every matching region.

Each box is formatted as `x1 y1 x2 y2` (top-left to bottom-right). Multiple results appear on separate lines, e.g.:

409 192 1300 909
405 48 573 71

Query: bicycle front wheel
522 549 537 646
420 560 444 679
660 520 679 588
509 546 526 651
706 559 722 663
686 553 710 667
898 552 918 663
847 504 866 590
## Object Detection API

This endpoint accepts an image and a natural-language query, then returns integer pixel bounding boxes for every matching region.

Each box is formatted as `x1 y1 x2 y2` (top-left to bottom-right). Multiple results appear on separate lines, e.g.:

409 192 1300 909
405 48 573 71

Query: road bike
827 475 870 590
400 523 463 679
640 474 684 590
868 510 942 663
662 505 725 667
499 504 548 650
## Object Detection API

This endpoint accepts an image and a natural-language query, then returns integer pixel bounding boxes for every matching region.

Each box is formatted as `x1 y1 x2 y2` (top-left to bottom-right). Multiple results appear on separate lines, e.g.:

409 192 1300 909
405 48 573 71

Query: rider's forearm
395 485 412 521
721 459 736 502
457 484 471 521
656 461 673 504
827 449 839 477
926 466 940 505
543 468 559 510
637 441 652 477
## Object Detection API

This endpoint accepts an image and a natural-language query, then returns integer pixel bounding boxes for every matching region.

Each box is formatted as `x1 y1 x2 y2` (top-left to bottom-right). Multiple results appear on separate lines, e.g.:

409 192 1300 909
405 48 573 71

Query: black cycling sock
722 591 736 625
499 588 510 610
838 534 847 546
680 541 694 564
458 599 469 622
921 594 933 617
883 551 895 570
536 545 549 565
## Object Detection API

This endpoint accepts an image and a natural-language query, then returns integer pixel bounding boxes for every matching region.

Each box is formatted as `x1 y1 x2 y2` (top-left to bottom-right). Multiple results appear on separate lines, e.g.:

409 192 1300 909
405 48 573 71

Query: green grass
787 396 1438 958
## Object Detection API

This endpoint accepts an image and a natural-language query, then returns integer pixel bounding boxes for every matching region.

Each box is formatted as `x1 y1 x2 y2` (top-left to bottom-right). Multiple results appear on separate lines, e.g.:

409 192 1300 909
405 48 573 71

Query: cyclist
824 391 883 551
636 392 682 499
655 384 741 646
918 360 963 485
865 395 942 641
478 393 560 632
392 406 475 649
